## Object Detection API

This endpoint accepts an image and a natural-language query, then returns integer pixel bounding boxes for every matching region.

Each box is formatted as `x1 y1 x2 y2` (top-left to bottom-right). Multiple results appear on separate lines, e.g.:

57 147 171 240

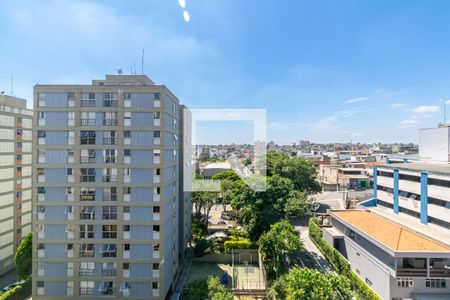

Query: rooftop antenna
141 49 145 74
10 74 13 95
115 68 123 75
444 102 447 125
134 63 137 75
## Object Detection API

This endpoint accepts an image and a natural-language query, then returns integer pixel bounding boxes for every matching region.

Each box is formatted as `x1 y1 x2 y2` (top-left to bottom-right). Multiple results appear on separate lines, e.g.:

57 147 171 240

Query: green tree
194 238 209 257
199 151 210 162
233 175 312 239
14 232 32 280
185 276 232 300
258 220 303 277
212 170 243 211
266 153 321 193
269 267 353 300
192 190 217 221
207 276 233 300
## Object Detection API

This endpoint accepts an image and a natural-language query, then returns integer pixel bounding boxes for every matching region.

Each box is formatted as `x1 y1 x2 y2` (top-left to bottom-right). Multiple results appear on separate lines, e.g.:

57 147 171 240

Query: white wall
419 127 449 162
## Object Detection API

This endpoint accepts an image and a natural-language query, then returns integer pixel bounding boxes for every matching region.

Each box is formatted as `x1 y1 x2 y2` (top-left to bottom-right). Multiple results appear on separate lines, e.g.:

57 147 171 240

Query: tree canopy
266 153 321 194
233 175 313 239
185 276 233 300
259 220 303 277
14 232 32 280
269 267 353 300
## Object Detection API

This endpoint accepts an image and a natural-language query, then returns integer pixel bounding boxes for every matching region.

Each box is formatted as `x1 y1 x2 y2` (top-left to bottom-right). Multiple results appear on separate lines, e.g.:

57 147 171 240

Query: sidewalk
298 226 333 273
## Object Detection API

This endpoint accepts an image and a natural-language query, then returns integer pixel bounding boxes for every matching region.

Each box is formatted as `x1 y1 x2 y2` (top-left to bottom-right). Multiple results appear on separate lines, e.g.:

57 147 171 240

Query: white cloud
389 102 406 108
445 100 450 105
412 105 440 114
398 119 419 129
344 97 368 104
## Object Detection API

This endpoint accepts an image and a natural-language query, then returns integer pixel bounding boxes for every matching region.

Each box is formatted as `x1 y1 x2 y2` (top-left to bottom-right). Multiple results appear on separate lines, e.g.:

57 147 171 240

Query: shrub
194 238 209 256
224 240 258 250
308 218 381 300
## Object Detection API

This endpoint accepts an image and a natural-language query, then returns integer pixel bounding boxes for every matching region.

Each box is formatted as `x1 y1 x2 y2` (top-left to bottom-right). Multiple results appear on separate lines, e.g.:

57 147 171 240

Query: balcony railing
80 175 95 182
81 100 96 107
396 268 427 277
79 251 95 258
103 157 117 163
102 213 117 220
103 194 117 201
102 233 117 239
81 138 96 145
80 288 94 295
79 269 95 276
102 269 117 277
103 100 118 108
80 119 96 126
103 137 117 145
80 157 96 163
103 119 118 126
80 194 95 201
430 268 450 277
103 175 117 182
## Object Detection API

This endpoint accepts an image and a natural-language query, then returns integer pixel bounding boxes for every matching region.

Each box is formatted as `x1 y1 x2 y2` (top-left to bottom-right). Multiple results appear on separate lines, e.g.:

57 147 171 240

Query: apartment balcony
67 175 74 183
153 194 160 202
38 137 46 145
37 230 45 239
124 137 131 145
103 137 117 145
66 249 74 258
124 156 131 164
80 119 96 126
102 269 117 277
396 268 427 277
103 119 118 126
153 251 160 259
104 157 117 164
80 175 95 182
153 119 161 127
123 194 131 202
123 212 130 221
67 268 74 276
80 194 95 201
152 289 160 297
103 100 118 108
81 100 96 107
103 194 117 201
67 193 74 201
17 121 23 128
123 251 130 259
152 270 160 278
154 137 160 145
81 157 96 164
68 119 75 126
79 269 95 277
38 175 45 183
68 99 75 107
37 212 45 220
430 267 450 277
124 119 131 126
103 175 117 182
153 213 160 221
153 231 160 240
37 268 44 276
154 176 160 183
153 157 160 164
123 231 130 240
79 288 94 296
37 249 45 258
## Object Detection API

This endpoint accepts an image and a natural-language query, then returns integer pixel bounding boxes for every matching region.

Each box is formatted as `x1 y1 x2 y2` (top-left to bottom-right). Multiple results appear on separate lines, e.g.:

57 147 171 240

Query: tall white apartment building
0 95 33 276
32 75 191 299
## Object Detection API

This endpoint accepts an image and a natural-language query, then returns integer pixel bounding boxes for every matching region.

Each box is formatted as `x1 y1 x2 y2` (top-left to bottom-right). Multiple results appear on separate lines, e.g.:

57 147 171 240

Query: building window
103 131 117 145
80 187 95 201
80 149 96 164
81 93 96 107
80 168 95 182
103 187 117 201
426 279 446 288
103 112 118 126
79 225 95 239
102 225 117 239
102 206 117 220
79 244 95 257
80 206 95 220
80 131 96 144
100 244 117 258
397 278 414 288
80 112 96 126
103 93 118 107
80 281 94 295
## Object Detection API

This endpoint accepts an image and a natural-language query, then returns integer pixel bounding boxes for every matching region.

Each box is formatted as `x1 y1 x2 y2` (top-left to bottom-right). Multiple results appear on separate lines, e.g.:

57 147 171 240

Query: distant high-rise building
0 95 33 276
32 75 190 299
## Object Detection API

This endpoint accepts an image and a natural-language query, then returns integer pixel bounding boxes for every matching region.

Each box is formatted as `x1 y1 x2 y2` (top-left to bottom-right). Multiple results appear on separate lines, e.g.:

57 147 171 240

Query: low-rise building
323 210 450 300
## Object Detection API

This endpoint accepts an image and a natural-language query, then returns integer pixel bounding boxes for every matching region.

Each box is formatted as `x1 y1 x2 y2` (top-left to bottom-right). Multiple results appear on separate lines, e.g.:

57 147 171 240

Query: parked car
217 220 227 225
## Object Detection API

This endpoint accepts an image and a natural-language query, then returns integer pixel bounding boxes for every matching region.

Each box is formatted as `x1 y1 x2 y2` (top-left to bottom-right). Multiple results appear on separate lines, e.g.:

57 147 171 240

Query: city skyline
2 1 450 143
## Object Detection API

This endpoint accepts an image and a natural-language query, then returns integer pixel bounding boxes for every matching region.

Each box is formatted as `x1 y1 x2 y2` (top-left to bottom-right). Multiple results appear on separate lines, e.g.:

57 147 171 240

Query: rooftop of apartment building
330 209 450 252
380 162 450 176
0 94 27 108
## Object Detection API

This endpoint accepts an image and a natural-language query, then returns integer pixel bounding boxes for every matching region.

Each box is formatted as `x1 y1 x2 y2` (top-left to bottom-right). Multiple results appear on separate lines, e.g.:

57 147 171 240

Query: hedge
0 279 31 300
224 240 258 251
308 219 381 300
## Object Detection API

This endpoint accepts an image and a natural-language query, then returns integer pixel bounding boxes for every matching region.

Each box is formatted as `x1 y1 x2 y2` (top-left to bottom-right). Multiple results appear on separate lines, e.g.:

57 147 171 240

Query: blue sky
1 0 450 144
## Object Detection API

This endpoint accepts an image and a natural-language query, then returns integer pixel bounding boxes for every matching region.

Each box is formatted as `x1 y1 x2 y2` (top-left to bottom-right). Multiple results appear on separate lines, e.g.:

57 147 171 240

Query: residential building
32 75 190 299
323 210 450 300
200 162 231 179
0 95 33 276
